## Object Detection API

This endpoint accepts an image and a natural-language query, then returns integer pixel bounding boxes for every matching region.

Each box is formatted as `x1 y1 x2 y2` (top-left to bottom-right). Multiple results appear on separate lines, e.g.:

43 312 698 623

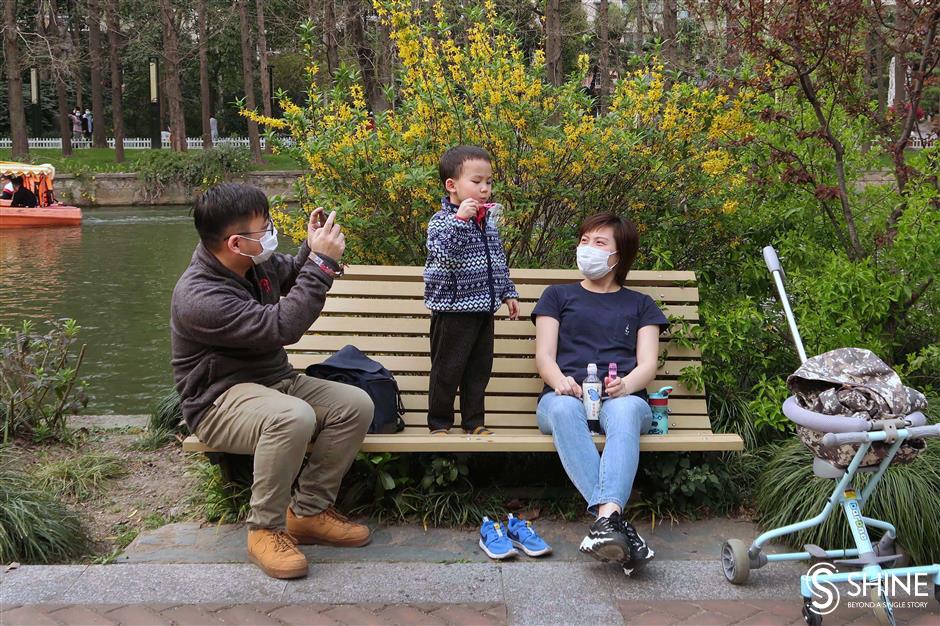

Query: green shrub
0 462 91 563
33 453 127 500
0 319 88 444
136 146 250 201
632 451 743 521
755 438 940 564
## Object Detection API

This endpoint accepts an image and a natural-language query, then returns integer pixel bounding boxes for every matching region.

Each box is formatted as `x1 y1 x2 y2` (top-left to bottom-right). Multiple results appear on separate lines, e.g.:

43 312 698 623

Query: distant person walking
84 108 93 139
69 109 83 139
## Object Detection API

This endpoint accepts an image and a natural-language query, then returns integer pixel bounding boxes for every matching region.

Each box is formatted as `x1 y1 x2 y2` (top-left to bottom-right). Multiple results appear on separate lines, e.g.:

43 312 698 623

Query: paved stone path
1 600 937 625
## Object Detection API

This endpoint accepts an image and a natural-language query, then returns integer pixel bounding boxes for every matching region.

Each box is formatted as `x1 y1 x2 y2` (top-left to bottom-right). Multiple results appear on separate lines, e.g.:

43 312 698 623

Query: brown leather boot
247 528 308 579
287 506 372 547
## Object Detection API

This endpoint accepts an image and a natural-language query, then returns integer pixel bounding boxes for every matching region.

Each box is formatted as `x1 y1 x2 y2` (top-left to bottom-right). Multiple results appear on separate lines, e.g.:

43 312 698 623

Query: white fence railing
0 136 299 150
0 133 933 151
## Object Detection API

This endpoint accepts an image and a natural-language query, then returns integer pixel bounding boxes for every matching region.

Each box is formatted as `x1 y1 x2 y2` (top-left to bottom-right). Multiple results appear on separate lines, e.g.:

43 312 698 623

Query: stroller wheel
870 588 896 626
721 539 750 584
801 600 823 626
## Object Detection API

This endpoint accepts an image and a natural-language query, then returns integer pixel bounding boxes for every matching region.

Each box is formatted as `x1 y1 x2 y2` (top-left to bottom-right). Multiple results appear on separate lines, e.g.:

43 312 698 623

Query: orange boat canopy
0 162 56 207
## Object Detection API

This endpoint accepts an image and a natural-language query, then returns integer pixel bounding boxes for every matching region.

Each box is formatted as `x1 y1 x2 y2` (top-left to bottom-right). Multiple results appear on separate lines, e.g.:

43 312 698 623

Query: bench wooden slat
393 412 712 429
395 394 707 414
319 298 700 320
288 353 701 375
289 338 701 359
343 265 697 286
328 281 700 303
309 317 694 337
183 432 743 453
389 376 701 397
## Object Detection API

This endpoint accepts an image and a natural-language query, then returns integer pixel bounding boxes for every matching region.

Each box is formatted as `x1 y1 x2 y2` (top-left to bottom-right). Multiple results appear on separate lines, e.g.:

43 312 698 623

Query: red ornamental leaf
814 185 841 200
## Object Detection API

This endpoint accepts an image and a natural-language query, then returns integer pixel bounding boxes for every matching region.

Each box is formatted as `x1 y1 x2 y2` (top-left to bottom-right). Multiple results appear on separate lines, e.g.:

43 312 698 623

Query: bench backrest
287 266 706 435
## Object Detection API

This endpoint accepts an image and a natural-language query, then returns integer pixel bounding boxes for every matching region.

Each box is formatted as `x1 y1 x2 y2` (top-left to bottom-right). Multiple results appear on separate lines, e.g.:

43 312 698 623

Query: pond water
1 207 204 414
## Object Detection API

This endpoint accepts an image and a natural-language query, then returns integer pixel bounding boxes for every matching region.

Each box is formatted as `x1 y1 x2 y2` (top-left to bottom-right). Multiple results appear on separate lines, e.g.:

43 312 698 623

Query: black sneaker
620 519 654 576
578 511 630 563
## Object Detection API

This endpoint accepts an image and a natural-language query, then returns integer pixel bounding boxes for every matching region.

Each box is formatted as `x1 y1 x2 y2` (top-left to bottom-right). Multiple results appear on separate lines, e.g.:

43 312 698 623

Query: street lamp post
149 56 160 149
30 68 42 138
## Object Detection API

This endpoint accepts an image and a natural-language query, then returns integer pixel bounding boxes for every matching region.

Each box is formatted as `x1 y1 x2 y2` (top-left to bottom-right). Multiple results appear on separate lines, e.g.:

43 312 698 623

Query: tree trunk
3 0 29 158
106 0 124 161
374 18 392 113
876 33 887 120
256 0 272 152
661 0 678 68
238 0 263 163
86 0 107 148
46 0 72 156
198 0 212 149
349 2 387 112
56 80 72 156
158 0 187 152
723 5 739 67
323 0 339 76
70 14 83 111
635 0 644 52
596 0 610 115
545 0 562 86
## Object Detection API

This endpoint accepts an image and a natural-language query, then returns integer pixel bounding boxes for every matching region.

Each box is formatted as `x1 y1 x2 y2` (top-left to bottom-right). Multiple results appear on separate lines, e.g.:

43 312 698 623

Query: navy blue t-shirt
531 283 669 399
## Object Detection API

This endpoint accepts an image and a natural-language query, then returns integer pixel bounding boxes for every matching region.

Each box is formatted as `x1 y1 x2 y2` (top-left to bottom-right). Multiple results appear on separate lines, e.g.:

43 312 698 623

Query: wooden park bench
183 266 743 454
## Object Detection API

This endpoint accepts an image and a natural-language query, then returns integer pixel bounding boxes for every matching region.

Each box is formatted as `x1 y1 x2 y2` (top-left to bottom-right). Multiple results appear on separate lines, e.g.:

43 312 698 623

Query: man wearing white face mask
170 183 374 580
531 213 668 577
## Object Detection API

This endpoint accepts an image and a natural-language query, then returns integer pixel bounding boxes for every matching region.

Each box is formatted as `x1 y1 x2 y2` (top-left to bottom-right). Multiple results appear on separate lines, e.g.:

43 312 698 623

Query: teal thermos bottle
647 386 673 435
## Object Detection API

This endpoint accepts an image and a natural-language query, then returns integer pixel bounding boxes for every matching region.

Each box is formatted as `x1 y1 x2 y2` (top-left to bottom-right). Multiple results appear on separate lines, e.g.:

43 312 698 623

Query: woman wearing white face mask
531 213 668 576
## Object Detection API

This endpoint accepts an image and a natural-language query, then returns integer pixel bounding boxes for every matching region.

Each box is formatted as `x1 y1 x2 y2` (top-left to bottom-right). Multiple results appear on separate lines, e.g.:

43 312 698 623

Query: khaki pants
195 375 373 529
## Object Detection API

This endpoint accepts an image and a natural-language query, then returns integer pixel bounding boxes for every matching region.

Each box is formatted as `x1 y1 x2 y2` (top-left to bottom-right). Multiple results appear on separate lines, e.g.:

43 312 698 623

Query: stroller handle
762 245 782 274
821 423 940 447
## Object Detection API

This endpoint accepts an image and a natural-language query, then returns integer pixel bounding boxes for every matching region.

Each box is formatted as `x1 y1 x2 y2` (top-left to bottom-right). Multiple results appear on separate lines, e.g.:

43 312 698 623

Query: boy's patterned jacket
424 197 519 313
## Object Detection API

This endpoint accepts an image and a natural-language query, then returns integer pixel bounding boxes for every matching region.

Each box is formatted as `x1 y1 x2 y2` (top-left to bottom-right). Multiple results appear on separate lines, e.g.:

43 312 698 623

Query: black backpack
305 345 406 434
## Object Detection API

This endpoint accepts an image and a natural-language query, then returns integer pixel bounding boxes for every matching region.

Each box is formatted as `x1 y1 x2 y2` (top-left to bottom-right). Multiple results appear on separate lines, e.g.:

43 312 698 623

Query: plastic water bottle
583 363 602 433
648 386 673 435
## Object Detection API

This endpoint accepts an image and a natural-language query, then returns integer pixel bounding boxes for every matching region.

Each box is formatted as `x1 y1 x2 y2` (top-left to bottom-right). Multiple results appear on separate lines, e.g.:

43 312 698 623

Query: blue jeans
537 392 652 514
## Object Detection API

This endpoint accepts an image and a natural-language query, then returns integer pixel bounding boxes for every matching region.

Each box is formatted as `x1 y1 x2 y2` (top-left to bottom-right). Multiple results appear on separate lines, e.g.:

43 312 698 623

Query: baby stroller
719 246 940 626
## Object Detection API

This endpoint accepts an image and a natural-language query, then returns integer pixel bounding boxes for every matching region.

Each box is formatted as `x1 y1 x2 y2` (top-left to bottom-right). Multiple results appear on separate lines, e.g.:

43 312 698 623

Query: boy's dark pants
427 312 495 431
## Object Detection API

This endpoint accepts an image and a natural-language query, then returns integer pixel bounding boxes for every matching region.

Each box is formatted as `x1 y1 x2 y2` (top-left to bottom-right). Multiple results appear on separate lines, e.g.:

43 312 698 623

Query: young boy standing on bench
424 146 520 435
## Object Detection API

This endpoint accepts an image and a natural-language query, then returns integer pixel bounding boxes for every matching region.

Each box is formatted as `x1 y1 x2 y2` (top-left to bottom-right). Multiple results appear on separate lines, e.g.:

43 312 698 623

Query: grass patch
33 452 127 500
189 460 251 524
128 428 175 452
0 148 301 174
0 462 91 563
755 437 940 564
149 388 184 434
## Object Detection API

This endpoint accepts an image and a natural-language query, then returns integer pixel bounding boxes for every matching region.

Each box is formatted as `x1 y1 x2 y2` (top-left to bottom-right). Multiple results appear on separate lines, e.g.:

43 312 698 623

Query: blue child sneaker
479 516 518 560
506 514 553 557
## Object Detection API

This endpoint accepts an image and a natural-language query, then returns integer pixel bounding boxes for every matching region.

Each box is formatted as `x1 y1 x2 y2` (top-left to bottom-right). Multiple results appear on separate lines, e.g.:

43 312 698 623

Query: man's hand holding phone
308 208 345 262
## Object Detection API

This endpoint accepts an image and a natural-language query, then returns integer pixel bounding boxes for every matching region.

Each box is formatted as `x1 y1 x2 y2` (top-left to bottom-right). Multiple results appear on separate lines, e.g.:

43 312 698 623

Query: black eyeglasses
232 221 274 237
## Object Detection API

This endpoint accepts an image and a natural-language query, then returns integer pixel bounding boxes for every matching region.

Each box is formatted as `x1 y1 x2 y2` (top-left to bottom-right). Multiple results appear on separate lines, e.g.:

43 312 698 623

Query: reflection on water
0 207 199 414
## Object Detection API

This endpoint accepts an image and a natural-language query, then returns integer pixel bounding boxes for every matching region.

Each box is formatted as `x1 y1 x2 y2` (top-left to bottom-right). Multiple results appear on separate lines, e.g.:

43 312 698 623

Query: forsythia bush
247 0 754 267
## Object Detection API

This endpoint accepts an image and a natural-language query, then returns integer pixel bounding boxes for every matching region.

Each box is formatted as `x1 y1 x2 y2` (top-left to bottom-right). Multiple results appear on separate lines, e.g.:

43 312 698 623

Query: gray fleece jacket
170 241 336 432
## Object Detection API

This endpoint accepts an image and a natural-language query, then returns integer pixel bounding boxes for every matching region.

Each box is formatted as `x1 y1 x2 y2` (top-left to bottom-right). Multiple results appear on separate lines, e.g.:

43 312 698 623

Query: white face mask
576 245 617 280
237 227 278 265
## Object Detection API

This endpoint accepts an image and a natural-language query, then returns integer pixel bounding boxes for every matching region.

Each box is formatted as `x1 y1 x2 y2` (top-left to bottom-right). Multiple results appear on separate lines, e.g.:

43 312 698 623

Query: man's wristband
311 253 343 278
